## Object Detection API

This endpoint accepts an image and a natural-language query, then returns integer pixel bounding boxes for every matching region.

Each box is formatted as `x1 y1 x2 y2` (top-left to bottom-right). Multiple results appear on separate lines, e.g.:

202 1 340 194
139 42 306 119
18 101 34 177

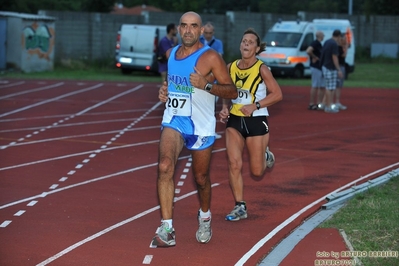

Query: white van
115 24 166 74
258 19 355 78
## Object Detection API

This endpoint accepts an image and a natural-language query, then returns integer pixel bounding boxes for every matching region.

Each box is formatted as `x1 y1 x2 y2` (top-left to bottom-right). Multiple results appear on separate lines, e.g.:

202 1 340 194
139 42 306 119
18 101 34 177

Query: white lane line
177 181 184 186
0 220 12 227
235 162 399 265
59 177 68 182
75 84 144 116
0 82 63 99
174 188 181 194
0 124 160 144
0 80 25 89
75 164 83 169
27 200 38 206
180 174 187 179
1 82 145 150
0 140 161 171
0 108 150 123
142 255 153 264
14 210 26 216
0 161 158 209
35 183 220 266
49 184 59 190
0 149 226 210
0 83 103 118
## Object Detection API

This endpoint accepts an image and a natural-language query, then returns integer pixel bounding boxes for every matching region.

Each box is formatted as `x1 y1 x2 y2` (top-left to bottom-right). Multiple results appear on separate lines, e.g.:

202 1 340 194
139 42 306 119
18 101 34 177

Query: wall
20 19 56 72
38 10 399 62
2 12 56 72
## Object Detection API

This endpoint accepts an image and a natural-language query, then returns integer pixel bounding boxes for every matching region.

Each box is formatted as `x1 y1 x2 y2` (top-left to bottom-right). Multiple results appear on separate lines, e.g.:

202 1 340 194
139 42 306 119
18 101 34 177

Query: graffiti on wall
21 22 55 61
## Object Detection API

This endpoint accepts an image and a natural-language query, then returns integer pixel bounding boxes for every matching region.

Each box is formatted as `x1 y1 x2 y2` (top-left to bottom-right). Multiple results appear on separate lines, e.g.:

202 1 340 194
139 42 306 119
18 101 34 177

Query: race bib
232 89 253 105
167 92 191 116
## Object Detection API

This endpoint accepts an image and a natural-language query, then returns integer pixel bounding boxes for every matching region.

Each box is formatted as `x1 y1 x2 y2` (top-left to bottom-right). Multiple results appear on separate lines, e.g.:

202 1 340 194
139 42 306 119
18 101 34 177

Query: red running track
0 79 398 266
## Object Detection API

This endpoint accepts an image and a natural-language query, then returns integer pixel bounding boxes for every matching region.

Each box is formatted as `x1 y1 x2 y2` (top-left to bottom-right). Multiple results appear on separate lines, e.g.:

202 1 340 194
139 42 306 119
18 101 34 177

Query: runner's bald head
180 11 202 26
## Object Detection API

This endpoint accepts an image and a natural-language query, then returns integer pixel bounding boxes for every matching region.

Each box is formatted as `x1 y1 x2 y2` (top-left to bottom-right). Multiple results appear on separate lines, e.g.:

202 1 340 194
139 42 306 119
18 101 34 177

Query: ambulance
258 19 355 78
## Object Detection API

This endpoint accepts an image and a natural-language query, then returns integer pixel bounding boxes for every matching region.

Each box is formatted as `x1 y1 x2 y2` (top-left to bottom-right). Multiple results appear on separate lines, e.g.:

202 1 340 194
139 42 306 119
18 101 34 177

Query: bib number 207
168 97 187 109
167 93 191 116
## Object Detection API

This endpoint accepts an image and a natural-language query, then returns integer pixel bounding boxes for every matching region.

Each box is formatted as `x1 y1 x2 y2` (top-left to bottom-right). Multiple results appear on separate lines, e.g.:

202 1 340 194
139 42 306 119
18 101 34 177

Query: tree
1 0 398 15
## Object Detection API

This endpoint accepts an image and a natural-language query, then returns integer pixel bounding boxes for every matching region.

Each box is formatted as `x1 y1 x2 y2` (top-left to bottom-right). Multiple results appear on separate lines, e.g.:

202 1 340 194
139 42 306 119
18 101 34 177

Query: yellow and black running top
229 59 269 117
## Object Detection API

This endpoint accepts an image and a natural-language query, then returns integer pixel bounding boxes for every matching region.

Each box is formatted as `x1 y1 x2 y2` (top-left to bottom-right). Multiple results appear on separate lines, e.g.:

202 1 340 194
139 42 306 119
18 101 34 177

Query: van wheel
293 66 304 79
121 68 132 75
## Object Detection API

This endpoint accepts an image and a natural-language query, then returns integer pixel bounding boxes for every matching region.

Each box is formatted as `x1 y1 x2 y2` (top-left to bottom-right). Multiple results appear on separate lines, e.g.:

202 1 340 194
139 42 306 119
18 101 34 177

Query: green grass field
2 62 399 89
320 175 399 266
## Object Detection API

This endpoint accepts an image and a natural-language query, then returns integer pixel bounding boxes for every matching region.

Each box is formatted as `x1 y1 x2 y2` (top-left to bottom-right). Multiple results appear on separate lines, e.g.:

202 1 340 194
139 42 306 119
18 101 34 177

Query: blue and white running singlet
161 45 216 150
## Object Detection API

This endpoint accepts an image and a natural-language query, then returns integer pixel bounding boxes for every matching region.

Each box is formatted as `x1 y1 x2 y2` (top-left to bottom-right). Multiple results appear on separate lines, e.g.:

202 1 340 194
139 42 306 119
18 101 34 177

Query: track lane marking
0 140 160 171
0 83 104 118
1 84 146 150
0 80 25 89
0 148 227 210
0 82 64 100
35 183 221 266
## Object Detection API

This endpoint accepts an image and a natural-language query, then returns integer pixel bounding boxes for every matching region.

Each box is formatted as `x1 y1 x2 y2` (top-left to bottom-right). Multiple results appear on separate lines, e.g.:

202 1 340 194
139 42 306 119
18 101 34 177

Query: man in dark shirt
306 31 325 110
320 30 343 113
158 23 178 81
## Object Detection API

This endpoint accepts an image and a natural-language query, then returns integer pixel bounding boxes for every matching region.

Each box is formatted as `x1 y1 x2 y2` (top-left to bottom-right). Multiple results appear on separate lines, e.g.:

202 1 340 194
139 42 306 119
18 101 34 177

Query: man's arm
306 46 319 63
332 54 343 78
190 50 237 99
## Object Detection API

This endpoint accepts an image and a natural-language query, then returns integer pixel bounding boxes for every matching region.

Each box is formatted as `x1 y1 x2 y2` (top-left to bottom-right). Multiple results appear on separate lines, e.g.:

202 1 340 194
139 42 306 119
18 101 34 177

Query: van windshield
263 32 302 48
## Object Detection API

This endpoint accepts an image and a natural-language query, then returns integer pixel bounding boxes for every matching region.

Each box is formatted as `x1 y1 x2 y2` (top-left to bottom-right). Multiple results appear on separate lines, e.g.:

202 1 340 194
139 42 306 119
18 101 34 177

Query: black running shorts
226 114 269 139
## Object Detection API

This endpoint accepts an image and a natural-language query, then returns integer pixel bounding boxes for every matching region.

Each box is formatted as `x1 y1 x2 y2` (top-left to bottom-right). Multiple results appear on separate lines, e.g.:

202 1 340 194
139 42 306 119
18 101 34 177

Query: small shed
0 11 56 72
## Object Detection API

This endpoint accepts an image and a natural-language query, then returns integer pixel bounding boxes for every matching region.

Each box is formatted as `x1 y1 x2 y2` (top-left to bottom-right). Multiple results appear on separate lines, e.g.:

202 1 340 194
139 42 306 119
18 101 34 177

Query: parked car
115 24 166 74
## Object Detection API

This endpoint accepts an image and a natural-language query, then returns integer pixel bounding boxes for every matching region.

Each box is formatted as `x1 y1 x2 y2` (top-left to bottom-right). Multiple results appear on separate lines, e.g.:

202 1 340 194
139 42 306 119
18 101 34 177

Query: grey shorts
311 67 324 88
337 65 346 88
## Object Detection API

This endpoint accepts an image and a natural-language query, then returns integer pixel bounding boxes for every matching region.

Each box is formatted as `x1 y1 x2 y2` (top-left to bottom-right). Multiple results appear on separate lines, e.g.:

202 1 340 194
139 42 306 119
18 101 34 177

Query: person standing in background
157 23 178 81
200 22 224 139
319 29 343 113
333 34 348 111
200 22 224 56
306 31 325 110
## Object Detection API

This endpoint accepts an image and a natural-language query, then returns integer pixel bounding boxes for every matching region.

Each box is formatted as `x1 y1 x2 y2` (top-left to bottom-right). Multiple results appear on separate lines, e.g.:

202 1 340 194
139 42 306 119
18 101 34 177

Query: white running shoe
151 222 176 247
266 147 275 168
196 215 212 243
335 103 347 110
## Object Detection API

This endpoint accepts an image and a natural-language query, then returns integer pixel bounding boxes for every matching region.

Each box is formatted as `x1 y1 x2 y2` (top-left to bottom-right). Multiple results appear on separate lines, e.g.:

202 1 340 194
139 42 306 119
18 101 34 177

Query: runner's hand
159 81 168 102
190 67 207 90
219 106 230 123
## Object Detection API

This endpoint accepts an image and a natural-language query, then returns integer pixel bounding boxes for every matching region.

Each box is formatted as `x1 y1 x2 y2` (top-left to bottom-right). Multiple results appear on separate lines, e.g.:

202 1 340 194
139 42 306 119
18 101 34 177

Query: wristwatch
255 102 261 110
204 83 213 92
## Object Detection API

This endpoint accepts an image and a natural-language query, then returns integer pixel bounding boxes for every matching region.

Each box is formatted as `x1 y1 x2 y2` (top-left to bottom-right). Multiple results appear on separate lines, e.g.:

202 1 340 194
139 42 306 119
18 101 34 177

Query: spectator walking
152 11 238 247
